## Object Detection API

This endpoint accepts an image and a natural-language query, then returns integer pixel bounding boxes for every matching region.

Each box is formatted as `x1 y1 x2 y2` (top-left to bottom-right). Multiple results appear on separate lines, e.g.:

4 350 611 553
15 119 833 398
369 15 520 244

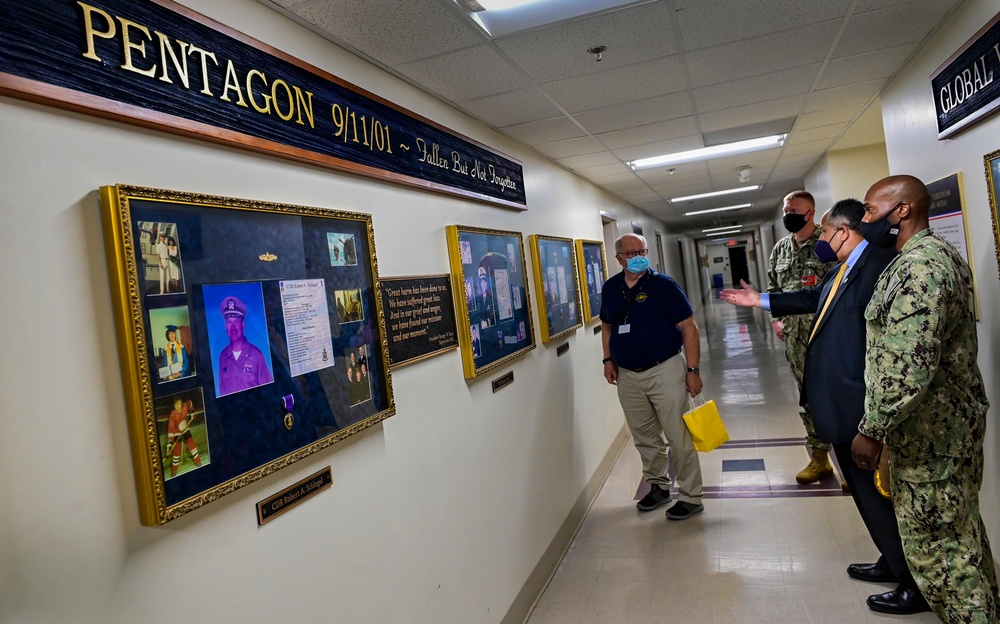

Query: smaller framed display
101 185 394 525
986 150 1000 285
528 234 583 343
926 172 980 319
446 225 535 378
574 239 608 324
379 274 459 368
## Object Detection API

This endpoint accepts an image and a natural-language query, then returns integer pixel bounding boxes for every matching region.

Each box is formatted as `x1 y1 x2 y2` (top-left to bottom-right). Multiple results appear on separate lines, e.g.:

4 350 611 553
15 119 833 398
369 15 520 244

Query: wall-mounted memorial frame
985 150 1000 286
528 235 583 343
575 239 608 324
101 185 394 525
926 172 981 319
446 225 535 378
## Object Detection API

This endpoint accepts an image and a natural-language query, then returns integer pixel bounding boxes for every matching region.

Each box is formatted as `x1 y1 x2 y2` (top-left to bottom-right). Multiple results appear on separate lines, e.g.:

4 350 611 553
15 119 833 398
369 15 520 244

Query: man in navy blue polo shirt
600 233 704 521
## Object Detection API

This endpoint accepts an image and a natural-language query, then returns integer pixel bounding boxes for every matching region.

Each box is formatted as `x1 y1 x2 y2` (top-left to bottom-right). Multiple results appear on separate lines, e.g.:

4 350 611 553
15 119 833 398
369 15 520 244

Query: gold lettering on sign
76 1 316 128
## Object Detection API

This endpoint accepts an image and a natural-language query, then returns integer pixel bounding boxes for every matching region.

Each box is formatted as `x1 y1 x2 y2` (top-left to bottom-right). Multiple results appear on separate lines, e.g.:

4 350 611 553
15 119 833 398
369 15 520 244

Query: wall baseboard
501 425 629 624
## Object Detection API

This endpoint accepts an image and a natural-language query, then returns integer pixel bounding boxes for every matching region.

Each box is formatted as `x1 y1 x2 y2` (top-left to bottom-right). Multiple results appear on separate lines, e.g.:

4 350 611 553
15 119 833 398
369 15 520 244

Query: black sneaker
636 485 672 512
666 501 704 521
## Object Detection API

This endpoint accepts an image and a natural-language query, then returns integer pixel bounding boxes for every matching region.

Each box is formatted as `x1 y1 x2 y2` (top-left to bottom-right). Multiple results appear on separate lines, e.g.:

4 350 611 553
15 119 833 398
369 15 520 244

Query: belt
625 350 680 373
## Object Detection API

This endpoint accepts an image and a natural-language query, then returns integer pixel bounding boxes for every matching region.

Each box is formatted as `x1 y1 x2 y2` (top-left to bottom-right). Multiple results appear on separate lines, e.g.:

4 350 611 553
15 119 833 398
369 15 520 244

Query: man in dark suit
721 199 928 615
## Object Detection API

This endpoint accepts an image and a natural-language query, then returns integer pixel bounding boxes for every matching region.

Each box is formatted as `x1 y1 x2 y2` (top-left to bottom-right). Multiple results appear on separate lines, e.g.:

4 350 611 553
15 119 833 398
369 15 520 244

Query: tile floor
526 292 939 623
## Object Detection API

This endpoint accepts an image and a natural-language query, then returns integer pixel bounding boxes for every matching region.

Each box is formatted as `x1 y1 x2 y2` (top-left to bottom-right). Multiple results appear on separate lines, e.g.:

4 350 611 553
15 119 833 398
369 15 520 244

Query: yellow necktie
809 263 847 344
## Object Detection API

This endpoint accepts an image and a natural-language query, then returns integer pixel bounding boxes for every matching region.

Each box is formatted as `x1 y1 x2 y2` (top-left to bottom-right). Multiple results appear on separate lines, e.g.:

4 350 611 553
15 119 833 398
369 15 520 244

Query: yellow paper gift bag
683 395 729 452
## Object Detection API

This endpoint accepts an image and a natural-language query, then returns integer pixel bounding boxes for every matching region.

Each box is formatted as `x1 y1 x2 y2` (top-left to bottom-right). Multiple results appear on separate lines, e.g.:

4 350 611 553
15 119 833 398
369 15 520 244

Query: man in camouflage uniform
767 190 837 483
852 175 997 622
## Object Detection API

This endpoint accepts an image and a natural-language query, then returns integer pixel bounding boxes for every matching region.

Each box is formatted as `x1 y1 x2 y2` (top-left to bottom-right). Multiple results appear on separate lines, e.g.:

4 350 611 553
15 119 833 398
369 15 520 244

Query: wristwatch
687 367 700 374
602 357 613 364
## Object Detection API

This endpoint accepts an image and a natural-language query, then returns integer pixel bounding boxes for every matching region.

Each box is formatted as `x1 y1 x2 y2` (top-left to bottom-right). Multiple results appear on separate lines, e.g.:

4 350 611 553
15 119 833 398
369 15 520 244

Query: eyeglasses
618 248 648 259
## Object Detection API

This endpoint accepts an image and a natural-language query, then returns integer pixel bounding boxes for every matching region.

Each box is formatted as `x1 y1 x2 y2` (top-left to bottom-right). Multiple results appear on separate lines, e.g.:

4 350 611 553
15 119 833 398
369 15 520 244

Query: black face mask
783 213 808 233
860 204 902 248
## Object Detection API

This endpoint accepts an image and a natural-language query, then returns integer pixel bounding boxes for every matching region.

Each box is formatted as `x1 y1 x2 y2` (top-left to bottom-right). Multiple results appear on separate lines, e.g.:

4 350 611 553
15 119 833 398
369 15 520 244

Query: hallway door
728 245 750 287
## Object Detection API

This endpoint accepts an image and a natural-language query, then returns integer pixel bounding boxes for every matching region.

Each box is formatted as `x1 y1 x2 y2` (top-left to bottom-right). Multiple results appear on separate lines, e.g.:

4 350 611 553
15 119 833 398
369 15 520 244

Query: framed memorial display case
986 150 1000 283
574 239 608 324
101 185 395 525
446 225 535 378
528 234 583 343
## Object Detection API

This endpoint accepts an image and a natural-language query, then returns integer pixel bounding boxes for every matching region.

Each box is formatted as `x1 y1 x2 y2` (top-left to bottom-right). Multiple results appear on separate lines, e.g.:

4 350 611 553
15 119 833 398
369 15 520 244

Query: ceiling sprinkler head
588 46 607 62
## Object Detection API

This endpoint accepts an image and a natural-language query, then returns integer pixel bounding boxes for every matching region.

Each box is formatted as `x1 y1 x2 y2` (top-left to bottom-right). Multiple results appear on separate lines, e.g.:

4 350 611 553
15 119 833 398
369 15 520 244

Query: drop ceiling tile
697 95 807 133
693 64 821 114
595 117 699 150
289 0 482 67
640 165 711 182
674 0 852 51
459 88 563 127
494 2 677 83
834 0 958 57
593 178 646 193
572 162 635 179
618 188 666 204
685 21 839 88
796 104 867 129
782 137 835 156
501 117 586 144
573 93 694 134
558 151 625 170
542 56 686 113
784 123 847 145
395 44 530 102
802 81 880 112
707 159 779 180
820 44 915 89
534 137 606 160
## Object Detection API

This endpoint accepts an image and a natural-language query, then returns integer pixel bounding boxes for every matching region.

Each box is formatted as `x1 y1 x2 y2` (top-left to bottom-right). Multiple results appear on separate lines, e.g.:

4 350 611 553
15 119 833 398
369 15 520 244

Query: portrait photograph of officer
202 282 275 398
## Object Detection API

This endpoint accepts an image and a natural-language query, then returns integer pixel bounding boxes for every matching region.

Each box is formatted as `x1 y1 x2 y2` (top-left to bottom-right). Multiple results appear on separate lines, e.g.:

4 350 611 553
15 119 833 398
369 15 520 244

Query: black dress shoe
847 562 898 583
867 586 931 614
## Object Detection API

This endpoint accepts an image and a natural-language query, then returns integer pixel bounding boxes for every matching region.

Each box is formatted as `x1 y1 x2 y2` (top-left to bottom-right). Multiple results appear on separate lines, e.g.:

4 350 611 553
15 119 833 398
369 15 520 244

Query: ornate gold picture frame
986 150 1000 285
446 225 535 378
574 239 608 324
101 185 394 525
528 234 583 343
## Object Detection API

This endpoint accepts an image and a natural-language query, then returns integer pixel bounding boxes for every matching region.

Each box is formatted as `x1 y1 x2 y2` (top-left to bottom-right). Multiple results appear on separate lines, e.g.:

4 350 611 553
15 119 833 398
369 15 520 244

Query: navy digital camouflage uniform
860 229 997 623
767 228 836 451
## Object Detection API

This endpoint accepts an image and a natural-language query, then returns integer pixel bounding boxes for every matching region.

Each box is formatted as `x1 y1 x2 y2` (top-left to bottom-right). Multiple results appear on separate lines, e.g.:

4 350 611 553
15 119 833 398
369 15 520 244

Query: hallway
526 291 938 623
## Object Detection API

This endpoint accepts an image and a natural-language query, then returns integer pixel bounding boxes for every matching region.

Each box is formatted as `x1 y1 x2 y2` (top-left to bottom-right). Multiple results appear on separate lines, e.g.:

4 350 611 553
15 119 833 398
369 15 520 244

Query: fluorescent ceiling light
629 135 786 170
672 186 760 203
702 225 743 233
684 203 752 216
475 0 545 9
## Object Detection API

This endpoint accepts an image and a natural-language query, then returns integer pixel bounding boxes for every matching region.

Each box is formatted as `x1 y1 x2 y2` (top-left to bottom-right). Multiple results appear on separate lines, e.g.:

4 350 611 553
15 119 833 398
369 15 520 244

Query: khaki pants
616 354 703 504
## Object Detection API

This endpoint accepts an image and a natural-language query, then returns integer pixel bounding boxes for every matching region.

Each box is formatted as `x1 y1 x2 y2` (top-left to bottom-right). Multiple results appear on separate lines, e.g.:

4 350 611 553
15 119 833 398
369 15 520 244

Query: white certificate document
280 279 335 377
494 268 514 321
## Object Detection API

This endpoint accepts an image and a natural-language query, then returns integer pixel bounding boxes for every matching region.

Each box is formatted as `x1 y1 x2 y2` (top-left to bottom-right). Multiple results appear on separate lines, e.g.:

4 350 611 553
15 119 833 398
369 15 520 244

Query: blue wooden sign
931 11 1000 140
0 0 527 208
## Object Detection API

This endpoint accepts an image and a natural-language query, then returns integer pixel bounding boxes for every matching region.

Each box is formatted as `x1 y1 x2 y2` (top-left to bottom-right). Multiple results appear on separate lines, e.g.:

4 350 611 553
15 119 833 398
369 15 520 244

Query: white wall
806 144 890 211
877 0 1000 550
0 1 669 622
828 144 890 202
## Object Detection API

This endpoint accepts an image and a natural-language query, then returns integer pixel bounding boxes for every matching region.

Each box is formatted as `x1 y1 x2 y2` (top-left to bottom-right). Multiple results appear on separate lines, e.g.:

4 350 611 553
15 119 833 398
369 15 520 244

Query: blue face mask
626 255 650 273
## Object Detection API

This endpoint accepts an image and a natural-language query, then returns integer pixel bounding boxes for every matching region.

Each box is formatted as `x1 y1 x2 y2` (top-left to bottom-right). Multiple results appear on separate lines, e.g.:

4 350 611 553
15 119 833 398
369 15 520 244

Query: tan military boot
796 448 834 484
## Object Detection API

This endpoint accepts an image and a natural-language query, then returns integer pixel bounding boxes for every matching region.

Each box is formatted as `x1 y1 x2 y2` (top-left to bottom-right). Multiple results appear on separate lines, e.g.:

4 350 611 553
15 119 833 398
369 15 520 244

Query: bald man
851 175 997 622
